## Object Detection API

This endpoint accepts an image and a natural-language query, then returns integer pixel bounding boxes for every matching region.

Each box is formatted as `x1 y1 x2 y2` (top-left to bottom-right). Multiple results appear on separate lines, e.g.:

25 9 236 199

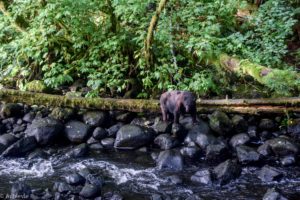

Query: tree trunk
214 54 300 95
0 89 300 114
145 0 168 67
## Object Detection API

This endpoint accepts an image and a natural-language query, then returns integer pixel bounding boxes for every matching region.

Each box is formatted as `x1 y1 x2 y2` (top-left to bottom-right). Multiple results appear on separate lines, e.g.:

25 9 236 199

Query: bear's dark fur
160 91 197 123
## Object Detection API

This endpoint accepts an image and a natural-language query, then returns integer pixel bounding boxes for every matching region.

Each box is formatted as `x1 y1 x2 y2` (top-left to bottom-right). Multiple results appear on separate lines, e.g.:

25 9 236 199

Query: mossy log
215 54 300 95
0 89 300 114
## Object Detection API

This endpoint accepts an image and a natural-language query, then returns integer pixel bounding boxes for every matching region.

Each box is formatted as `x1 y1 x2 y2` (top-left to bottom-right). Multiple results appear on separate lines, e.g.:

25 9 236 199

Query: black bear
160 90 197 123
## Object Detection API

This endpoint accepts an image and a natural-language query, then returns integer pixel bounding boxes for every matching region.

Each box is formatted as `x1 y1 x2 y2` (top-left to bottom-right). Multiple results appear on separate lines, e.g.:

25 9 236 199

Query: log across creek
0 89 300 114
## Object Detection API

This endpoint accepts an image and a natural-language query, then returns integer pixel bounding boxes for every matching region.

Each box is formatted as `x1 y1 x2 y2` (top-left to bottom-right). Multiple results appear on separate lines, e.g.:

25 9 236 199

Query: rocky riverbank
0 102 300 199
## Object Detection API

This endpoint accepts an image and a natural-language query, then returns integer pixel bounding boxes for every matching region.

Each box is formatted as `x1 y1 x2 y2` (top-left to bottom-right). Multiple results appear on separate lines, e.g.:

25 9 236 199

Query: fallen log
0 89 300 114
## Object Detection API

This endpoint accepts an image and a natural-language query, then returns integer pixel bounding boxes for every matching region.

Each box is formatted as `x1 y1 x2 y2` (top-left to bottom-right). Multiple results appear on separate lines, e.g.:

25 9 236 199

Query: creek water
0 148 300 199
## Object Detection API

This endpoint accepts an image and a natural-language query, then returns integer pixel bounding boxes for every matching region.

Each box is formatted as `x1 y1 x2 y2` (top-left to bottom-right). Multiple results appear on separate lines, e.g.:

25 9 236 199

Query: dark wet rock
156 150 184 171
101 138 115 149
184 123 216 149
205 142 229 163
258 166 283 182
212 159 241 185
257 141 273 157
280 155 296 166
65 173 86 186
102 192 123 200
16 119 23 125
28 149 48 159
154 134 179 150
236 145 261 164
87 136 99 145
191 169 213 185
229 133 250 148
2 136 37 157
180 146 201 159
152 121 172 134
171 123 186 140
0 133 18 147
93 127 108 140
25 117 63 145
137 146 148 152
50 107 74 121
65 120 92 143
106 122 124 137
79 183 101 198
268 137 298 157
11 182 31 200
115 112 136 123
83 111 108 127
151 194 163 200
86 174 103 188
232 115 248 133
167 175 183 185
13 124 26 134
185 195 204 200
288 122 300 138
259 119 276 130
1 103 23 118
179 116 198 130
89 142 104 151
0 144 6 154
22 112 36 123
259 131 273 141
0 123 6 134
130 117 156 127
262 188 288 200
53 182 72 193
209 111 233 135
114 124 155 150
247 126 257 138
67 143 89 158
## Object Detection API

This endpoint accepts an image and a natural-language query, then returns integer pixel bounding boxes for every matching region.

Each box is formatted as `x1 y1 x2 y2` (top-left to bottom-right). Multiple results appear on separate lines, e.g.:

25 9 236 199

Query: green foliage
226 0 297 68
0 0 298 98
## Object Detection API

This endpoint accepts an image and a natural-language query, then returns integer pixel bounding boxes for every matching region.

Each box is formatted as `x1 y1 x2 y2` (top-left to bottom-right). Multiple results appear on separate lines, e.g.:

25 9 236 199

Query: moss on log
216 54 300 96
0 89 300 114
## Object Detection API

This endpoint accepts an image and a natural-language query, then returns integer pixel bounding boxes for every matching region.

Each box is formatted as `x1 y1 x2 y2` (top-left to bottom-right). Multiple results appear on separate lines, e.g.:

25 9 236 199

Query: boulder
229 133 250 148
154 134 179 150
93 127 108 140
191 169 213 185
0 133 18 147
212 159 241 185
247 126 258 138
184 123 216 149
280 155 296 166
114 125 155 150
115 112 136 123
259 119 275 130
25 117 63 145
262 188 288 200
209 111 233 135
258 166 283 182
65 173 86 186
0 123 6 134
180 146 201 159
171 123 186 140
257 141 273 157
28 149 48 159
79 183 101 199
2 136 37 157
22 112 36 123
205 142 229 163
83 111 108 127
166 175 182 185
152 120 172 134
268 136 298 157
101 138 115 149
232 115 248 133
236 145 261 164
65 120 92 143
156 150 184 171
49 107 74 121
67 143 89 158
106 122 124 137
0 103 23 118
10 182 31 200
